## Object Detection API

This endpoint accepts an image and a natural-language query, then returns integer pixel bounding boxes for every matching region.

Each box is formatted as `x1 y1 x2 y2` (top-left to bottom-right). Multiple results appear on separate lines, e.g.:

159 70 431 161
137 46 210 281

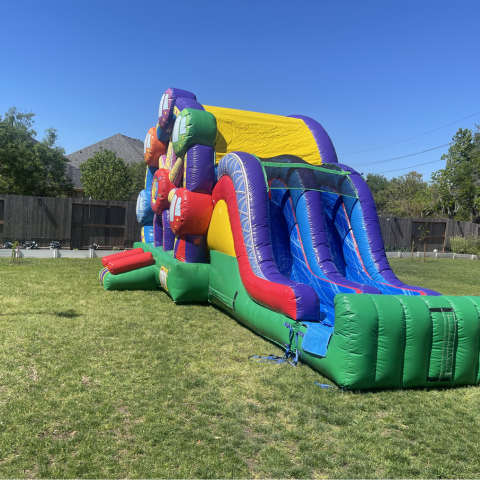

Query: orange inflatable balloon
144 127 167 167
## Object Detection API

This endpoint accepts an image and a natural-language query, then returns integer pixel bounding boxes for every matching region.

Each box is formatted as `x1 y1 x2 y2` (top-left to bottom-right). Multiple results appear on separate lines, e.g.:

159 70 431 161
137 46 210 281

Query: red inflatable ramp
107 252 154 275
102 247 144 267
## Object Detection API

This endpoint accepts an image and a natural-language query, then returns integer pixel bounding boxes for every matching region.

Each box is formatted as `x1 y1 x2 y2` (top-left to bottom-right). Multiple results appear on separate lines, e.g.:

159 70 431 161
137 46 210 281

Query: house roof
66 163 83 189
64 133 145 190
65 133 144 168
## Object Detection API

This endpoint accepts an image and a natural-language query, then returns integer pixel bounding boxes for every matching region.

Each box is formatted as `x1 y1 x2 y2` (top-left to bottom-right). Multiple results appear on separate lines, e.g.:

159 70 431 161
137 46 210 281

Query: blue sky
1 0 479 179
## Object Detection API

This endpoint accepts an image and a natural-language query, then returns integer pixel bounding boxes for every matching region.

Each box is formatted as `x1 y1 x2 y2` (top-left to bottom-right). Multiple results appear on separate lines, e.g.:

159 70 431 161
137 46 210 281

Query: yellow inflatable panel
207 200 236 257
203 105 322 166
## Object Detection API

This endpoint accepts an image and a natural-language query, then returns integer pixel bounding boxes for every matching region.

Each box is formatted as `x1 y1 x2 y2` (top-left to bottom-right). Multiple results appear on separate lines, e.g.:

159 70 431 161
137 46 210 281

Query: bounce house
98 88 480 390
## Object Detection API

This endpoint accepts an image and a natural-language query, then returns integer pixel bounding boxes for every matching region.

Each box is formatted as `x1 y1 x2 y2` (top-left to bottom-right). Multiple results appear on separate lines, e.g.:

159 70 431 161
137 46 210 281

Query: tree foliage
371 171 430 217
127 161 148 201
0 107 73 196
80 148 134 201
366 126 480 222
429 127 480 221
365 173 390 212
365 173 390 195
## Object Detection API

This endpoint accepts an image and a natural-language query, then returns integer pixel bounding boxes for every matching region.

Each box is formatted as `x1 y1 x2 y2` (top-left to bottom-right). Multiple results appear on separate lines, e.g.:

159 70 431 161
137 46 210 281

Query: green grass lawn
1 257 480 478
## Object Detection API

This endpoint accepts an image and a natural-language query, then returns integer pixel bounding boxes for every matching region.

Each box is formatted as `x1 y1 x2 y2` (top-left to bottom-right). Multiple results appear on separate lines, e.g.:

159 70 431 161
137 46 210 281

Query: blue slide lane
268 184 436 327
260 156 441 355
321 191 435 296
269 182 378 326
337 163 439 296
261 156 440 355
321 192 415 295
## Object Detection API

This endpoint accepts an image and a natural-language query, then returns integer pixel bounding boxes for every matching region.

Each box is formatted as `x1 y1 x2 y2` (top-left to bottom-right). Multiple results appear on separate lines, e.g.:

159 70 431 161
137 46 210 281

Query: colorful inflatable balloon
144 127 167 167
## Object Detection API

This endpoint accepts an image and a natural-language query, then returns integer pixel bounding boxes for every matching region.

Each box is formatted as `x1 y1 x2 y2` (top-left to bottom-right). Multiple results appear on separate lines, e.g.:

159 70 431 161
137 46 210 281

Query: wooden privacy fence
0 194 479 251
378 216 480 252
0 194 142 249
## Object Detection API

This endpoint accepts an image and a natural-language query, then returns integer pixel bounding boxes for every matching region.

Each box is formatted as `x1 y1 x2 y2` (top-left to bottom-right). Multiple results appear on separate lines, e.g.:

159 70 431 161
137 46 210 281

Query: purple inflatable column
162 209 175 251
153 214 163 248
183 144 215 194
172 144 215 263
173 235 208 263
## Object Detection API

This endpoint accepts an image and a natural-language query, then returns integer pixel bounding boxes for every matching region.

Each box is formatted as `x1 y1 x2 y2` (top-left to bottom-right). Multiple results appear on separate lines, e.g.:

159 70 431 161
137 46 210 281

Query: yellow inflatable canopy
203 105 322 166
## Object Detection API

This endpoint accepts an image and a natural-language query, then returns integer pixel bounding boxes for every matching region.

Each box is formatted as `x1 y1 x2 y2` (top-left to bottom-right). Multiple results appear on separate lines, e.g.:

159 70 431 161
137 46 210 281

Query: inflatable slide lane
97 87 480 390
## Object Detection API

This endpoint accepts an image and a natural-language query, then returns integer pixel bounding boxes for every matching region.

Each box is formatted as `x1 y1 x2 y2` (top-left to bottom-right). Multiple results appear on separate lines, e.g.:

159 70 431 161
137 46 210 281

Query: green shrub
384 244 413 253
11 240 19 261
449 235 480 254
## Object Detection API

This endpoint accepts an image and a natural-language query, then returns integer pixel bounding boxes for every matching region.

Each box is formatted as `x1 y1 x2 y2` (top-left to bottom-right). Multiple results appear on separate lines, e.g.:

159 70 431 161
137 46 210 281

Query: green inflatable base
208 250 480 390
103 265 158 291
105 244 480 390
134 242 210 303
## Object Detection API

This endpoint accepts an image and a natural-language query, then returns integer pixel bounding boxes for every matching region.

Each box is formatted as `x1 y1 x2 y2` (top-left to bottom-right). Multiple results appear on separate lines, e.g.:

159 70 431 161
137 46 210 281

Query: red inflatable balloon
169 188 214 236
151 169 176 214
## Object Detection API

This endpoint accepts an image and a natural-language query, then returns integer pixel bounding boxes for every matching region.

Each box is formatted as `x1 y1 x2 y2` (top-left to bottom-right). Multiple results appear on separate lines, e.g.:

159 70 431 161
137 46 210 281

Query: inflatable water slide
98 88 480 390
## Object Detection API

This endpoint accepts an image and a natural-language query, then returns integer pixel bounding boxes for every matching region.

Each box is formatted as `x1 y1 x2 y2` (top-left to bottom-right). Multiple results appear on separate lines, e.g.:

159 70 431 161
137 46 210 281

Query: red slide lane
213 176 299 320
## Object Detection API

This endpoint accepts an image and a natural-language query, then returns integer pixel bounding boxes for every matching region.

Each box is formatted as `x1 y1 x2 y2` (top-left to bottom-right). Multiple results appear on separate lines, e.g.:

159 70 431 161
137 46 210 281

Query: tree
127 161 148 201
80 148 134 201
374 171 430 217
365 173 390 196
3 106 36 137
430 127 480 221
42 127 65 153
365 173 390 212
0 107 73 196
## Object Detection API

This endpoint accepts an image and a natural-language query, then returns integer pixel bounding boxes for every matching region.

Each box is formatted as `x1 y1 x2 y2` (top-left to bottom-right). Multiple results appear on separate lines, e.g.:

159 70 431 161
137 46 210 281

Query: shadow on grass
53 309 84 318
0 309 84 318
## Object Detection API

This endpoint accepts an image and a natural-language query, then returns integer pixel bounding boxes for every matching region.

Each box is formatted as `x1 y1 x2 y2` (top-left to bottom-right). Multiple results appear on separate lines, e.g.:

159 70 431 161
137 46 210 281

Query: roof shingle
64 133 144 189
65 133 144 168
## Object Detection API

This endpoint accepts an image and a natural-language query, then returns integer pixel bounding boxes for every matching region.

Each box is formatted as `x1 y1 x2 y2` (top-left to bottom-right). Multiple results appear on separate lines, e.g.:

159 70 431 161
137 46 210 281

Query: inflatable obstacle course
98 87 480 390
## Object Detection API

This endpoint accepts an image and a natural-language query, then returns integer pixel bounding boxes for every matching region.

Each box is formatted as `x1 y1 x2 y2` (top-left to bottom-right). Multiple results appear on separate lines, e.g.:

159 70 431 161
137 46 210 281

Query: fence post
124 201 136 248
